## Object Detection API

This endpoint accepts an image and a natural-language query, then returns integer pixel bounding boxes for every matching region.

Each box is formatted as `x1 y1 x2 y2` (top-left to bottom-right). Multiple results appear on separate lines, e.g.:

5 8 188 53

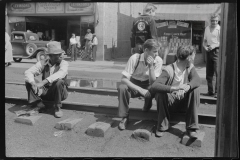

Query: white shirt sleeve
46 60 69 83
122 54 137 79
92 37 98 45
153 56 163 77
70 38 77 45
24 62 43 83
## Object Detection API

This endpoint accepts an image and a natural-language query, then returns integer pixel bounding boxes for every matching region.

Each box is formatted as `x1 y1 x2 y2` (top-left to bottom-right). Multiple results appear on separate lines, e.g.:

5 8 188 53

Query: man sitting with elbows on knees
24 41 69 118
118 39 163 130
148 45 201 138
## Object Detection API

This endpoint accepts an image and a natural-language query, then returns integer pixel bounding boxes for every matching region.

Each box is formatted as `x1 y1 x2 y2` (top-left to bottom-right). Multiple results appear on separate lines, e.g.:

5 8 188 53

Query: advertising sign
156 20 192 55
7 3 35 14
65 3 94 14
36 3 64 13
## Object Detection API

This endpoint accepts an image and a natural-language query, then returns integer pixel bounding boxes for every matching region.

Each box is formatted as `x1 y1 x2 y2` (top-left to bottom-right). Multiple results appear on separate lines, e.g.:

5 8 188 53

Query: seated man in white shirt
118 39 163 130
24 41 69 118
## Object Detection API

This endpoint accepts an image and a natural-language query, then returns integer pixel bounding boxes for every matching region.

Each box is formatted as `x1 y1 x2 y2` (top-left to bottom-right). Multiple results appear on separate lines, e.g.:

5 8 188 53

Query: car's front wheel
36 51 47 62
13 58 22 62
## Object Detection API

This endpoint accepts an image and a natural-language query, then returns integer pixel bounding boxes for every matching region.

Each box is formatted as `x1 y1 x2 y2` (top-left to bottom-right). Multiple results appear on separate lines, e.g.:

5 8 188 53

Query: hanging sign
36 3 64 13
65 3 94 14
7 3 35 14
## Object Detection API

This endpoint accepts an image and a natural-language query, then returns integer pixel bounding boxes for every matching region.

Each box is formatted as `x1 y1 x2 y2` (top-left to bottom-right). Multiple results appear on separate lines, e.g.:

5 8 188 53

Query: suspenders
133 53 141 74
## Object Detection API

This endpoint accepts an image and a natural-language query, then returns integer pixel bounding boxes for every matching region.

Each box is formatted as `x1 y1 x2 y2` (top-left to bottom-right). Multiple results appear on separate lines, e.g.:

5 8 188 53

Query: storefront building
6 2 96 58
5 3 221 62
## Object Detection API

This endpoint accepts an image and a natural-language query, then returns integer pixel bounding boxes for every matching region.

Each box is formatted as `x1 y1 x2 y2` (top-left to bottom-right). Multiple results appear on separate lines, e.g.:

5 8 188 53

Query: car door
11 33 27 57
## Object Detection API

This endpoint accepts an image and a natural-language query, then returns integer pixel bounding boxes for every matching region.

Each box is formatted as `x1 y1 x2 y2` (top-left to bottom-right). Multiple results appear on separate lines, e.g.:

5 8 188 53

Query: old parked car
11 31 50 62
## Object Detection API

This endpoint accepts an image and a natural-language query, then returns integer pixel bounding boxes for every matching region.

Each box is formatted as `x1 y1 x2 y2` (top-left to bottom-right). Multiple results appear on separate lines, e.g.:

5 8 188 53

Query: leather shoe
214 93 217 98
155 130 165 137
187 130 199 138
142 97 152 112
54 107 63 118
118 117 128 130
33 101 46 113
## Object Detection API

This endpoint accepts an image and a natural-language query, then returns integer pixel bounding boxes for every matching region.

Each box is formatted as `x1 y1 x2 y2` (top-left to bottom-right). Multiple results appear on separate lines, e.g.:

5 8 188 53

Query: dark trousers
71 44 77 61
118 78 153 118
206 48 219 94
155 88 200 131
92 45 97 61
25 79 68 108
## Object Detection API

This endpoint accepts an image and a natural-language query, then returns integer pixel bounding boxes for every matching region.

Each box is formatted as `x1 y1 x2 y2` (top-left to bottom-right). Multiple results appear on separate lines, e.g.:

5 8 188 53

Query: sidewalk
64 56 207 79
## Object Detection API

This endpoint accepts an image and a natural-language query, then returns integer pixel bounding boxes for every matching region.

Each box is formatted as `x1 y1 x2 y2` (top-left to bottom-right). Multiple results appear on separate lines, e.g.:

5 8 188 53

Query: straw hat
45 41 65 55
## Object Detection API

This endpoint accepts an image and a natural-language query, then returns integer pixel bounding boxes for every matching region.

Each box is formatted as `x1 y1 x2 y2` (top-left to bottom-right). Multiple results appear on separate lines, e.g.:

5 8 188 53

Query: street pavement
5 57 216 157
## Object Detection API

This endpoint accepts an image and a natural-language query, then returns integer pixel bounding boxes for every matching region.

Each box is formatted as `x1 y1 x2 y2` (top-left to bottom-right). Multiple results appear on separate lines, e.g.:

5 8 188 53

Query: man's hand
36 82 45 89
138 88 149 97
179 84 191 93
144 90 151 98
172 90 185 100
170 84 190 93
146 56 154 68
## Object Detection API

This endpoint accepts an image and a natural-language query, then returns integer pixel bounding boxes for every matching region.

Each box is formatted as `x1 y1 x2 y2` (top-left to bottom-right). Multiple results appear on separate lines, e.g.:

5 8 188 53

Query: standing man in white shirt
118 39 163 130
84 29 93 59
91 33 98 61
202 14 221 98
69 33 77 61
24 41 69 118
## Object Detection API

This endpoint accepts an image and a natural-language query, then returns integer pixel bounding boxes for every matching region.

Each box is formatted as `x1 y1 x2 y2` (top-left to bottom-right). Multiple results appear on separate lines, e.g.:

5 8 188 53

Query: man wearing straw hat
24 41 69 118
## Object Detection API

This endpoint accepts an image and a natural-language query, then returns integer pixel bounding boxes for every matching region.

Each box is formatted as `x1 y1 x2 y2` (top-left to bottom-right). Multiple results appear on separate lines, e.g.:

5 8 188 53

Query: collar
209 24 220 31
45 59 61 67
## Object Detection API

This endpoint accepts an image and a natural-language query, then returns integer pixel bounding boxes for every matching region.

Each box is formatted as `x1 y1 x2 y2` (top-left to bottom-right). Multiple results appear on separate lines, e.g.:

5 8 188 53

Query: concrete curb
5 96 216 127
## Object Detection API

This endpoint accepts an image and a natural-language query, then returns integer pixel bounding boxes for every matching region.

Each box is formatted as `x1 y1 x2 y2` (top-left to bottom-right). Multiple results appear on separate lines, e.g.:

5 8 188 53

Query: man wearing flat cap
24 41 69 118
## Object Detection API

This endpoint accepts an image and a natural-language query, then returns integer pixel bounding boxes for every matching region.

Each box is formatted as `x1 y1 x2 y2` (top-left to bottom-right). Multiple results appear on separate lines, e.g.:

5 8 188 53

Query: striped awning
153 3 221 22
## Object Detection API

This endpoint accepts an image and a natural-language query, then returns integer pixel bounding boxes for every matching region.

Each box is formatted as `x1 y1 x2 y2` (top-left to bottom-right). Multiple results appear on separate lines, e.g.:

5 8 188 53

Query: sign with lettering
156 20 192 54
36 3 64 13
65 3 94 14
7 3 35 14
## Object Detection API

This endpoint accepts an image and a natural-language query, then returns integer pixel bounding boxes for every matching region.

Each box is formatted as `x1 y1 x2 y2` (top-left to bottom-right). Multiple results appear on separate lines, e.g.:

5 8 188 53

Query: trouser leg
71 45 74 60
185 88 200 131
117 78 149 118
206 51 214 94
74 44 77 61
117 84 140 118
155 92 173 131
92 45 97 61
41 79 68 108
25 81 42 104
212 49 219 93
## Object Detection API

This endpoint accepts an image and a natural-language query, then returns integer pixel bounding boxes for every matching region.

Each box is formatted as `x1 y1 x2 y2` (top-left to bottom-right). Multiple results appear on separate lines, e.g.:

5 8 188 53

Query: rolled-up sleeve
122 54 136 79
46 60 69 83
24 62 43 83
154 56 163 78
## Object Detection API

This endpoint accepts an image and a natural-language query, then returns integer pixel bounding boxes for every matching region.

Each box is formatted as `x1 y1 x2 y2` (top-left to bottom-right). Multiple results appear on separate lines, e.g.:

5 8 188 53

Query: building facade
5 2 221 63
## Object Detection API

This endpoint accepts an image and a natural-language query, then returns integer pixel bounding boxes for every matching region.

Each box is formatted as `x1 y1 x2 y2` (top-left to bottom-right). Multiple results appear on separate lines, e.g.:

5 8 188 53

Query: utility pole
214 3 238 157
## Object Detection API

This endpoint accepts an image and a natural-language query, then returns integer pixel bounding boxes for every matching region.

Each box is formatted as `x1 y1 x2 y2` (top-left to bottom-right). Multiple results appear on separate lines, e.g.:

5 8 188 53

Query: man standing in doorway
84 29 93 60
91 33 98 61
202 14 221 98
69 33 77 61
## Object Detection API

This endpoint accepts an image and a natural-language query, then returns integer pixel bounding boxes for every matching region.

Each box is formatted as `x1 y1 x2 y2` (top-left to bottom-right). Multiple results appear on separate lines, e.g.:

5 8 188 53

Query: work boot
187 129 199 138
54 106 63 118
32 101 46 113
118 116 129 130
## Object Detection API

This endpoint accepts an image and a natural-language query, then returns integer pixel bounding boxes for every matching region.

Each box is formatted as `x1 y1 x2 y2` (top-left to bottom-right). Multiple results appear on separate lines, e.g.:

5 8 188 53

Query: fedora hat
45 41 65 54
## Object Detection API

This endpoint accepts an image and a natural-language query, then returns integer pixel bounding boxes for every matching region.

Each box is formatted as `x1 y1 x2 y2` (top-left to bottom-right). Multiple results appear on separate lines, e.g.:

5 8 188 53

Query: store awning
153 4 221 22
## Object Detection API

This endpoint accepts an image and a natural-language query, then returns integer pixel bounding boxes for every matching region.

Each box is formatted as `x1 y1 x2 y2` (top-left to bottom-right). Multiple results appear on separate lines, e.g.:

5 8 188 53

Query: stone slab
85 119 114 137
132 121 155 141
181 131 205 147
55 118 83 130
14 115 42 126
